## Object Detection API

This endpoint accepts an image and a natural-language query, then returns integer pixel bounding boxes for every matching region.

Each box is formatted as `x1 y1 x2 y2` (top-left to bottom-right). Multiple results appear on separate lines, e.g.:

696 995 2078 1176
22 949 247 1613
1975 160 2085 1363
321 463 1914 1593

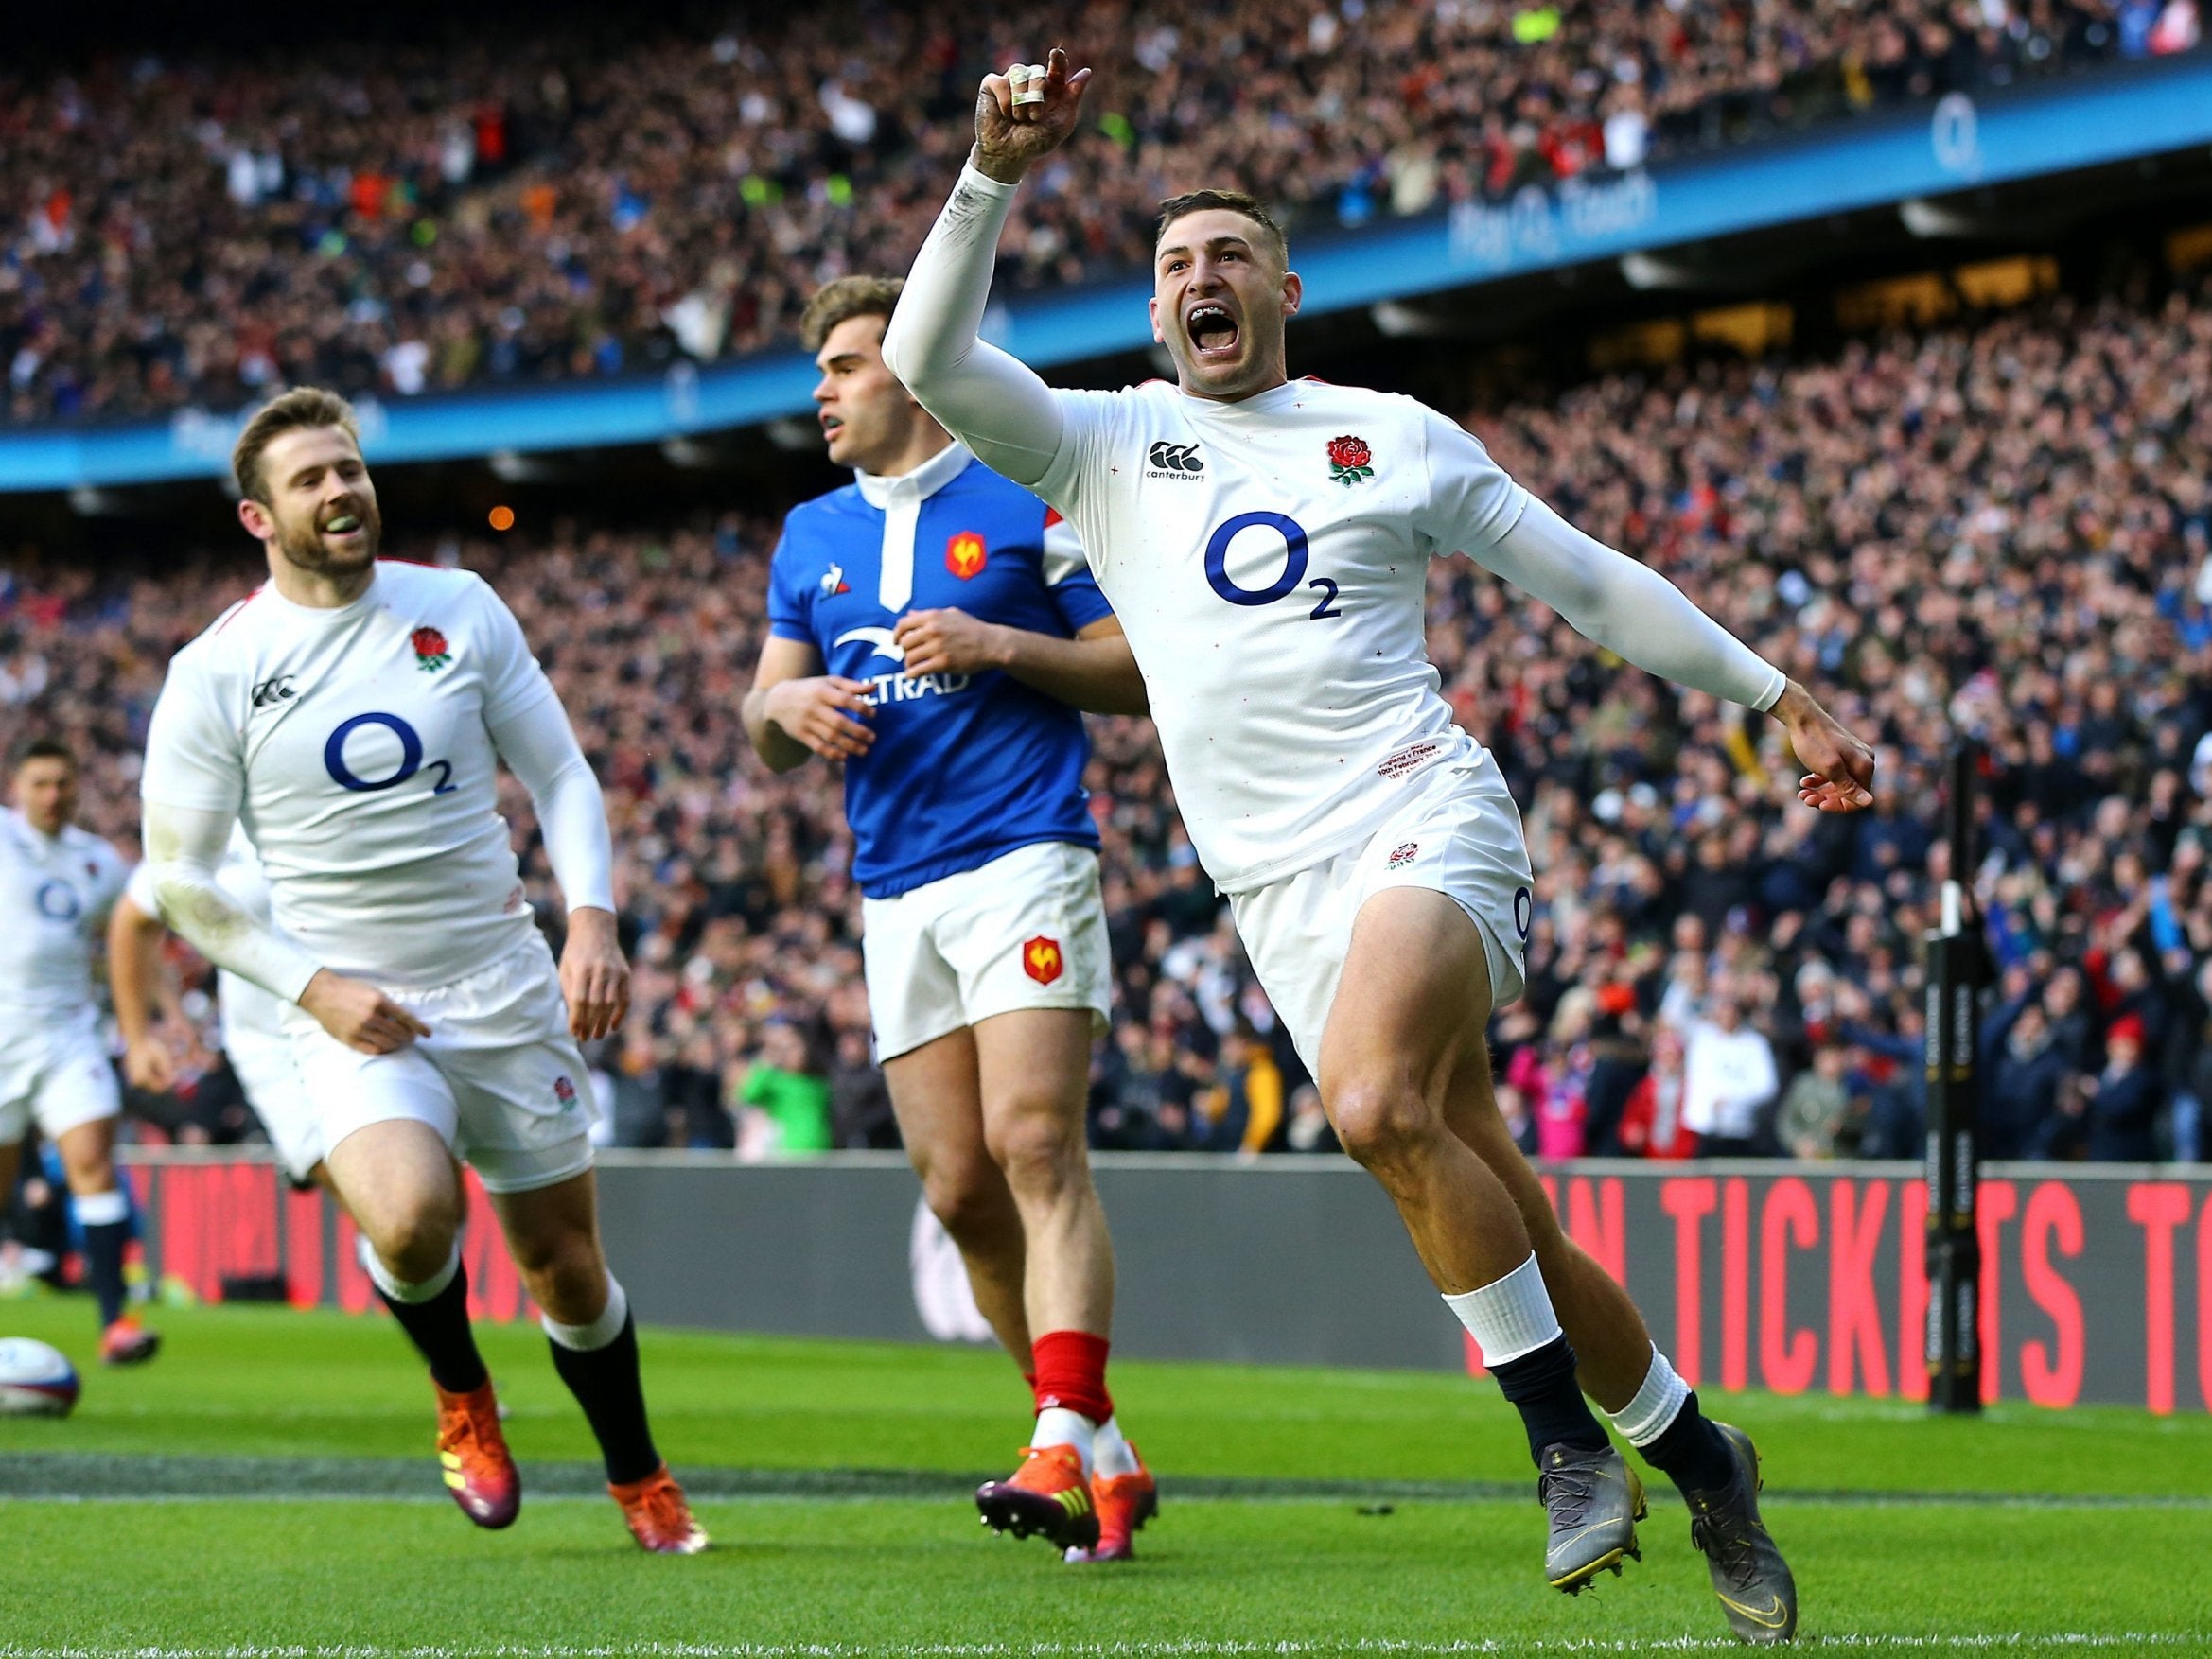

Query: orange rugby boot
976 1443 1100 1552
610 1463 709 1554
1076 1447 1158 1562
434 1380 520 1529
99 1316 161 1367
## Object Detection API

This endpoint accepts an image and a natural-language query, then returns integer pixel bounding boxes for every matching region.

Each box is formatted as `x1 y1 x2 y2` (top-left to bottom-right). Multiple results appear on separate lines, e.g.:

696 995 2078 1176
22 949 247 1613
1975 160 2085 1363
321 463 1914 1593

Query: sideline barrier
119 1150 2210 1412
8 56 2212 494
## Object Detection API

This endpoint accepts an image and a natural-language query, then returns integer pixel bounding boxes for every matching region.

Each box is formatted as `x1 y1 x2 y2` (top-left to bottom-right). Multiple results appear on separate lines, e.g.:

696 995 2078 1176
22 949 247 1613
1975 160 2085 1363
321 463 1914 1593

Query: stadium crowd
4 276 2209 1165
5 0 2196 425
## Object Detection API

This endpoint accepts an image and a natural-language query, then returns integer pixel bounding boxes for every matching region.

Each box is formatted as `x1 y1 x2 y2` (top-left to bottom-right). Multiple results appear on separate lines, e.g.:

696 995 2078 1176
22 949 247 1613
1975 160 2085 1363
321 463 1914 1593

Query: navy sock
1637 1388 1736 1494
1491 1334 1610 1464
548 1312 659 1486
377 1266 489 1394
82 1219 129 1327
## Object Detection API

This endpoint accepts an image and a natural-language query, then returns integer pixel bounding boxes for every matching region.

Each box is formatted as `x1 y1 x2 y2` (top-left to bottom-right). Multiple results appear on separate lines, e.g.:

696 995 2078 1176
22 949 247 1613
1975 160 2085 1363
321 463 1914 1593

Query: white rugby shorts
1229 758 1534 1076
862 840 1112 1062
0 1012 121 1145
283 933 595 1194
223 1022 323 1185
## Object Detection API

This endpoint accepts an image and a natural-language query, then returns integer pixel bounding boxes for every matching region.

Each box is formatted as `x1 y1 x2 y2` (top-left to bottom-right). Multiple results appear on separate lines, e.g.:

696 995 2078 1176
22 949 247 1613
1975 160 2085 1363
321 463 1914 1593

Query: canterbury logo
1146 440 1204 475
251 674 296 708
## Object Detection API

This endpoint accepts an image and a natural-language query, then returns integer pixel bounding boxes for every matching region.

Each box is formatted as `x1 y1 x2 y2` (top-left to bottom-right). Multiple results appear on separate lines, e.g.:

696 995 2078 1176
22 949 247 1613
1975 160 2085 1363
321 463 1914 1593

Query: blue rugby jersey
766 442 1113 899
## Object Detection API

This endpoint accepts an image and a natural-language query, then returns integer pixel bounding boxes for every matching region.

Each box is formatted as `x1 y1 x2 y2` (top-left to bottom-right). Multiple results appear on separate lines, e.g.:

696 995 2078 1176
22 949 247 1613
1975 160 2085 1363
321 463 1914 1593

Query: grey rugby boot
1685 1422 1799 1644
1537 1441 1647 1592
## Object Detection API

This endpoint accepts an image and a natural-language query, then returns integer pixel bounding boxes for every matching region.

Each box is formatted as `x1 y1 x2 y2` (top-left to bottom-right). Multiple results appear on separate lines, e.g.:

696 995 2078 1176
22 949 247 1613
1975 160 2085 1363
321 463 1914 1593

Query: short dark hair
799 275 905 353
9 736 76 774
232 386 362 504
1155 189 1289 268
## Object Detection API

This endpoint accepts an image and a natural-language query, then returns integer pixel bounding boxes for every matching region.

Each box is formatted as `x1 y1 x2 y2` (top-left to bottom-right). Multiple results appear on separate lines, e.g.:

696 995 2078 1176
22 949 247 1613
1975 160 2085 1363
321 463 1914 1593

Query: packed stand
6 0 2193 425
6 278 2211 1162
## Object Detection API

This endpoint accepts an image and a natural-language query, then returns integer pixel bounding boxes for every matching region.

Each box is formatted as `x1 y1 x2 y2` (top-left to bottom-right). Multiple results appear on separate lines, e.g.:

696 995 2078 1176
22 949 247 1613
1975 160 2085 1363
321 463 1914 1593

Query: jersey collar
853 440 974 509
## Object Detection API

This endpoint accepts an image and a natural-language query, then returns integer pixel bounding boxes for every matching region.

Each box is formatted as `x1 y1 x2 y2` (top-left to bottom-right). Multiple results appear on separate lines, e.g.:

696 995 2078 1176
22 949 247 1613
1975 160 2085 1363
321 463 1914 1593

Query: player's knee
922 1161 1016 1247
987 1108 1085 1199
515 1232 606 1318
1329 1077 1437 1172
371 1207 462 1283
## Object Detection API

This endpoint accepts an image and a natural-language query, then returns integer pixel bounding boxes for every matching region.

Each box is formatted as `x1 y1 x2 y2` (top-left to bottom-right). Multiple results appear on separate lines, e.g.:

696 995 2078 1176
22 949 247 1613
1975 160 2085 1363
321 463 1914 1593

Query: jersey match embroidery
1023 934 1064 985
1327 434 1375 486
411 626 452 672
946 532 987 579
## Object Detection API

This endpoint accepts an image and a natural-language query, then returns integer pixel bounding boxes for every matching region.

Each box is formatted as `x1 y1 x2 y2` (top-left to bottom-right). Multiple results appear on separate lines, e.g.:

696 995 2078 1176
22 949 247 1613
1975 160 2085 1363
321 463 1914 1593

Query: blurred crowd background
6 268 2208 1166
4 0 2200 424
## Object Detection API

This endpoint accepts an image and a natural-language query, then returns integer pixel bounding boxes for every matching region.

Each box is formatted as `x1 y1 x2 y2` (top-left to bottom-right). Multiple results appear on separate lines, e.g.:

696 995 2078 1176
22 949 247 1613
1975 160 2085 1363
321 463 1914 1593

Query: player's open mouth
821 415 843 436
322 513 362 539
1186 303 1240 361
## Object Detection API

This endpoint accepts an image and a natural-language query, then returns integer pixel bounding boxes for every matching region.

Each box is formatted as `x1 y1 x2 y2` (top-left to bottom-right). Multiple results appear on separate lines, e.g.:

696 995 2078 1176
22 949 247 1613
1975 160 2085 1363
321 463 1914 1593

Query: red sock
1030 1330 1113 1423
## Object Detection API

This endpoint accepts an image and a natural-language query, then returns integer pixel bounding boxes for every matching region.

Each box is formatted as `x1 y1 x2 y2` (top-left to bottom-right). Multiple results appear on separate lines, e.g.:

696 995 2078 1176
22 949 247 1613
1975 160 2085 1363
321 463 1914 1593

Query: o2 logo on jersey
33 879 81 922
323 712 456 796
1513 885 1533 940
1203 512 1342 620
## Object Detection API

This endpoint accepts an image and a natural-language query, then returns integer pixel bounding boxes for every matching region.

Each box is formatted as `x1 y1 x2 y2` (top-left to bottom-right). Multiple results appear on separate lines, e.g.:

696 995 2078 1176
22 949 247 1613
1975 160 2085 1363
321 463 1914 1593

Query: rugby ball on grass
0 1336 80 1417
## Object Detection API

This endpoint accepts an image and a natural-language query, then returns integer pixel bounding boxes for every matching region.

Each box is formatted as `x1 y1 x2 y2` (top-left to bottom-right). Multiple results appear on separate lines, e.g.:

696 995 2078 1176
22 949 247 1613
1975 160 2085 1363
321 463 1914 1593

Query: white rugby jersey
126 826 285 1047
0 808 127 1026
141 561 559 989
1035 378 1527 891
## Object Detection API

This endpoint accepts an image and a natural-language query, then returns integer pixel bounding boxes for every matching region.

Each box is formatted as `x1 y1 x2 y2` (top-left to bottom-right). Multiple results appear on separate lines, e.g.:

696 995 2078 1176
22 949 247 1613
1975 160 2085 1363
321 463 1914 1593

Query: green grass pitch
2 1296 2208 1655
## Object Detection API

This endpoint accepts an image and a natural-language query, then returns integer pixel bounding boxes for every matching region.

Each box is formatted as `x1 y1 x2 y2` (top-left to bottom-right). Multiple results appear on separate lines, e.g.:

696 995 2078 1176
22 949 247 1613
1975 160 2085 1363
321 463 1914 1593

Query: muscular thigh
883 1026 991 1182
325 1116 465 1242
1316 885 1496 1114
973 1007 1093 1136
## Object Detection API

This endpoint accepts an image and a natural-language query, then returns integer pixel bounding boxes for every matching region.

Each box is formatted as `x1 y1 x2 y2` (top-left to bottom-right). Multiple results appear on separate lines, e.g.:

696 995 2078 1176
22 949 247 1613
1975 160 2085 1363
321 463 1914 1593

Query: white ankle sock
1608 1344 1692 1446
1030 1406 1097 1476
1440 1252 1561 1368
1092 1414 1139 1479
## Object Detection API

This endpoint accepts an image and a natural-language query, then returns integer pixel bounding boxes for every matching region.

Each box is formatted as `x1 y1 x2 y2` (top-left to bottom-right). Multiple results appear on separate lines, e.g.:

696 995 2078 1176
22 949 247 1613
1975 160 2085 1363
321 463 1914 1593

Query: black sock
1492 1334 1610 1464
377 1265 489 1394
82 1219 130 1327
1636 1388 1736 1494
549 1312 660 1486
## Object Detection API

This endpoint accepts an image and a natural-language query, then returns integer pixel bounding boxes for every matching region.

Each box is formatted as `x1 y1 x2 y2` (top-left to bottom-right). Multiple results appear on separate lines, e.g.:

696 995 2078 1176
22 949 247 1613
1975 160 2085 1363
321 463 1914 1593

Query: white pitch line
5 1636 2209 1658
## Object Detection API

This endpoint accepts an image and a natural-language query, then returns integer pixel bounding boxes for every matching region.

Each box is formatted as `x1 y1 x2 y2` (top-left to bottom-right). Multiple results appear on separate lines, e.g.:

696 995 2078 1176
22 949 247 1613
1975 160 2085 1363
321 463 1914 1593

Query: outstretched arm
880 49 1093 486
1480 498 1875 812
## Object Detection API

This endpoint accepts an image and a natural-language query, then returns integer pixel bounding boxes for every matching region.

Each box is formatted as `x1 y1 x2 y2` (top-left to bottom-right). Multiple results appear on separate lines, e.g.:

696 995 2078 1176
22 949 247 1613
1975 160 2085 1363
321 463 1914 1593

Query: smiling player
139 387 702 1554
744 275 1158 1560
881 49 1880 1642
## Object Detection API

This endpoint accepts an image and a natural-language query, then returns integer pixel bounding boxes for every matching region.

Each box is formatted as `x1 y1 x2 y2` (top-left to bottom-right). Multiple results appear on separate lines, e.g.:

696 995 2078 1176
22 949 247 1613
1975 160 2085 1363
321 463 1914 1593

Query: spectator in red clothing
1618 1028 1701 1161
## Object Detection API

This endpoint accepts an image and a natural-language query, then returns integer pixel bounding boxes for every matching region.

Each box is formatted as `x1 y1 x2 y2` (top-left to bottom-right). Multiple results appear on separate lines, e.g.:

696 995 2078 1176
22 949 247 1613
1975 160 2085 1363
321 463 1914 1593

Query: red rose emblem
1327 435 1371 470
411 625 452 672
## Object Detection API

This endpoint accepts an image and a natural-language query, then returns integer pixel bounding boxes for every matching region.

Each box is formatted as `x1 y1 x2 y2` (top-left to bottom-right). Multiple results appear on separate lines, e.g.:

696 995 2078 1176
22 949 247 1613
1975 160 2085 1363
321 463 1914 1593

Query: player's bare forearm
742 689 814 773
105 896 169 1050
998 629 1150 715
1768 679 1877 813
893 610 1148 714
